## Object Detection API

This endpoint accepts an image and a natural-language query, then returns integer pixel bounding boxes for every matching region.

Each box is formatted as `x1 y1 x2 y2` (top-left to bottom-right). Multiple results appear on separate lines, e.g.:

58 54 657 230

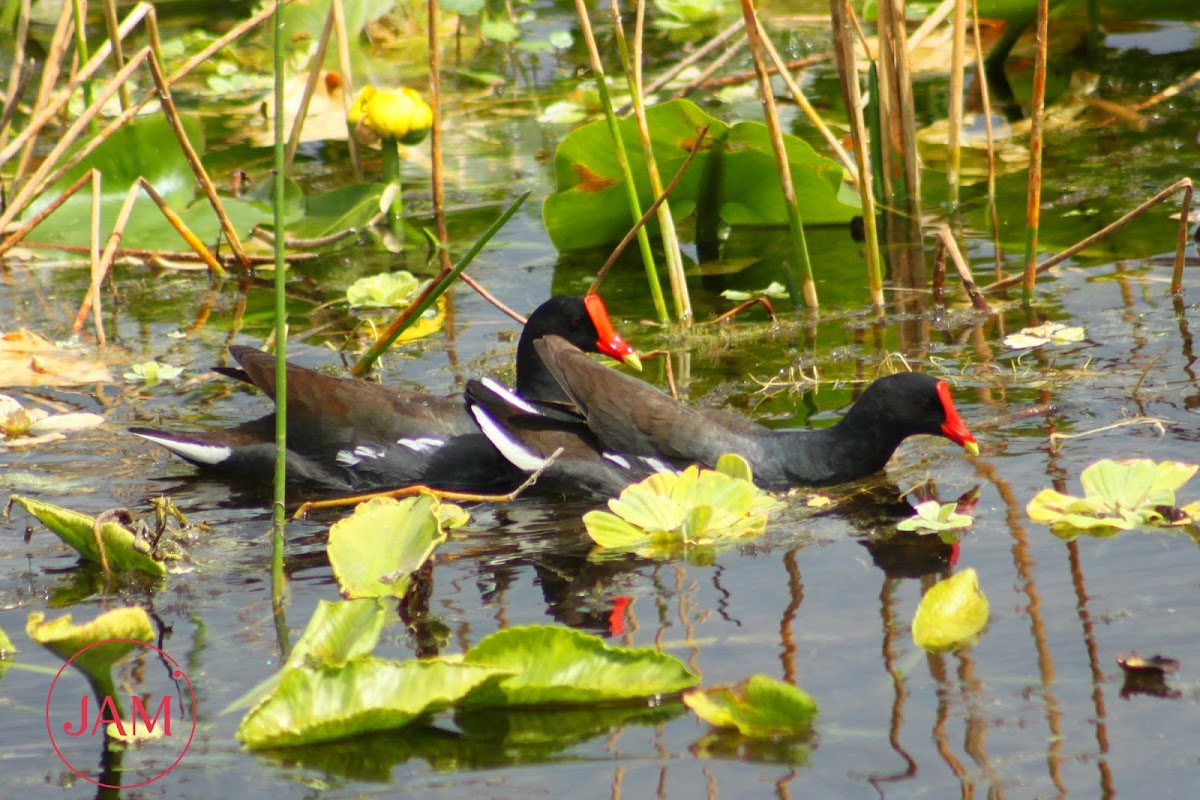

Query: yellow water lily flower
348 86 433 145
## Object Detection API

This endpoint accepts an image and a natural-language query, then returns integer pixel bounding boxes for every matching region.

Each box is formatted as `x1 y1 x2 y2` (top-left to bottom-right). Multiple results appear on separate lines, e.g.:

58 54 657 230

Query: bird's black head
515 295 640 401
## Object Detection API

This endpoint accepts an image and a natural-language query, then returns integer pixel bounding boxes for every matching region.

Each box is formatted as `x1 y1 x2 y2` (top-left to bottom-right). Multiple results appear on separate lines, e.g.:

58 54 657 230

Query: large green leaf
684 674 818 737
290 599 387 668
543 99 858 251
20 114 250 250
459 625 698 708
327 494 465 598
236 659 507 748
26 607 155 702
911 569 990 653
8 495 167 577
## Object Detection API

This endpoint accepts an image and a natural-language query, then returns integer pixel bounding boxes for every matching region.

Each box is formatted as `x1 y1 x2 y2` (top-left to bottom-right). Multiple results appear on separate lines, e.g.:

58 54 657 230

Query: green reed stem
572 0 668 324
69 0 96 132
353 191 531 376
270 0 289 642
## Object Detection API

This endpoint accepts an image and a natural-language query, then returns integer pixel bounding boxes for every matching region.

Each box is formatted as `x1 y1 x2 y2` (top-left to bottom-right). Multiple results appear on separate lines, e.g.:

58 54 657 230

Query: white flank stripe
641 457 673 474
353 445 383 459
134 432 232 465
397 437 445 453
336 450 361 466
480 377 540 415
469 405 547 472
602 452 631 470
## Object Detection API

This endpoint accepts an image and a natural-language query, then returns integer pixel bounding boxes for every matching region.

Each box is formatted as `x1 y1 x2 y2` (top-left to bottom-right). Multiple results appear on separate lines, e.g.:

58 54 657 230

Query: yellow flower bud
347 85 433 145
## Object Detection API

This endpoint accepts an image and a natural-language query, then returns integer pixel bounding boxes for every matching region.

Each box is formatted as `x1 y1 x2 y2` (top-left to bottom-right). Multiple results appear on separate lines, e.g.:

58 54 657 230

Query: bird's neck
515 333 571 404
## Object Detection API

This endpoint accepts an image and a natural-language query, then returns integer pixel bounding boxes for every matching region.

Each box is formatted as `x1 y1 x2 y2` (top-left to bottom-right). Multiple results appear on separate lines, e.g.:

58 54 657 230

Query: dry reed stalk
740 0 814 308
573 0 668 323
985 178 1194 294
936 226 990 312
623 19 744 112
285 6 336 169
970 0 1003 281
24 3 275 196
946 0 967 208
698 53 827 92
0 48 152 236
146 53 252 272
12 0 74 186
0 170 92 256
1021 0 1050 303
759 19 856 178
101 0 132 111
612 0 691 323
829 0 883 309
590 128 708 295
88 170 104 344
331 0 363 182
0 0 32 151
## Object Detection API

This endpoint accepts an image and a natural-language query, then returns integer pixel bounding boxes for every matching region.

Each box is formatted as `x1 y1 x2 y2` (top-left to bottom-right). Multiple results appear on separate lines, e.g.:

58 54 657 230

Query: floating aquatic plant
684 674 818 737
583 454 779 558
123 360 183 385
1026 458 1200 537
1002 321 1086 350
911 568 989 653
345 270 427 309
897 500 974 535
327 494 468 599
6 495 172 577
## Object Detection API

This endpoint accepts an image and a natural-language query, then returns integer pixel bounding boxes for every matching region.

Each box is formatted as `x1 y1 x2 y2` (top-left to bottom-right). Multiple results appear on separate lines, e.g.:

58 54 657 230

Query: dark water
3 7 1200 799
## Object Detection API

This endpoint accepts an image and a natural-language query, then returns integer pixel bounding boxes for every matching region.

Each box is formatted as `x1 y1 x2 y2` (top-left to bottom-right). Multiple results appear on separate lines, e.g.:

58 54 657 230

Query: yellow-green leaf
327 494 461 598
7 495 167 576
27 608 155 701
684 674 818 737
911 569 989 653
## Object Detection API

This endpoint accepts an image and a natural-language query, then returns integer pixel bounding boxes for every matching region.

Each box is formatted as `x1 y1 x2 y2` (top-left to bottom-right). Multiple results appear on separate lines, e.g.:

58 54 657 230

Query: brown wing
533 336 767 466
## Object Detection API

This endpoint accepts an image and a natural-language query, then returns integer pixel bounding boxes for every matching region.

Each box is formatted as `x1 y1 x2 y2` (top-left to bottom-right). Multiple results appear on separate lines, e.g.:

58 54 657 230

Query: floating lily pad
897 500 974 534
1026 459 1200 538
911 569 990 653
327 494 466 599
236 658 508 749
7 496 168 577
1002 322 1087 349
684 674 818 737
346 271 427 309
123 361 183 385
583 453 778 558
27 607 155 704
459 625 699 708
290 599 387 669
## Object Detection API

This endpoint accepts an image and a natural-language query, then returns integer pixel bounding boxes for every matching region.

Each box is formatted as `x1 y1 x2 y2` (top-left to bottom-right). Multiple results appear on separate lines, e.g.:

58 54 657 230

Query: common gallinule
130 295 641 493
468 335 979 496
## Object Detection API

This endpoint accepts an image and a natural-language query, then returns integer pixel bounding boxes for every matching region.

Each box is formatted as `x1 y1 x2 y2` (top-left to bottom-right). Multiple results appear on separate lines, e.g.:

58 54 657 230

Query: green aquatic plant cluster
583 453 781 559
1026 458 1200 537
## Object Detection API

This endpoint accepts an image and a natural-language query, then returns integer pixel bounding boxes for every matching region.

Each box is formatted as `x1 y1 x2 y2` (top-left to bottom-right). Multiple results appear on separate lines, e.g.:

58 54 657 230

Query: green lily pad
27 607 155 703
327 494 466 599
1026 458 1200 538
345 270 427 309
7 495 167 577
583 454 778 557
683 674 819 737
911 569 990 653
897 500 974 533
236 658 508 749
459 625 699 708
543 99 858 251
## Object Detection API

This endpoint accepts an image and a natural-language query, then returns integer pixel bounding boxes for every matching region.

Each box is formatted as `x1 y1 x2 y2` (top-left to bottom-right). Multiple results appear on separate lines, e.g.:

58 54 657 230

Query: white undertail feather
469 405 548 472
133 431 232 466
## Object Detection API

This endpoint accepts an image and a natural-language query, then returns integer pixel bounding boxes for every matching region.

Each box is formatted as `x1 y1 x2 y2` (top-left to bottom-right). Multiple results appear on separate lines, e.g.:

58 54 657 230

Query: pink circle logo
45 638 197 789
